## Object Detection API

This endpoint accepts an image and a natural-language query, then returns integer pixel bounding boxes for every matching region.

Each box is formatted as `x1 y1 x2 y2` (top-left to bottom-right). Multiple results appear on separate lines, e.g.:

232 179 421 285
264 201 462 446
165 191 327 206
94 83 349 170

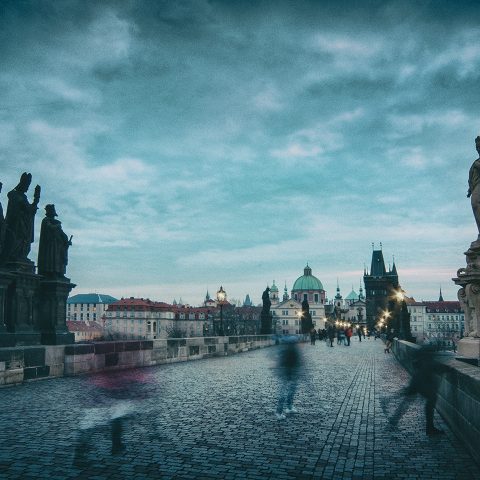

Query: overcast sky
1 0 479 305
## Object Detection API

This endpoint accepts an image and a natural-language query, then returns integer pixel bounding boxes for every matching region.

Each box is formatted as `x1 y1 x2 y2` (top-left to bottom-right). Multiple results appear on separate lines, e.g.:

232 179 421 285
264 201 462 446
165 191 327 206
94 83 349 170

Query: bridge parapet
0 335 277 386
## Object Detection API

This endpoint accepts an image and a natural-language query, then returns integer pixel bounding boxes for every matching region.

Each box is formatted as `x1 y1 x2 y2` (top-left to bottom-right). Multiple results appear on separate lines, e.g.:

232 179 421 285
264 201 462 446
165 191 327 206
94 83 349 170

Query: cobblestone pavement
1 338 479 479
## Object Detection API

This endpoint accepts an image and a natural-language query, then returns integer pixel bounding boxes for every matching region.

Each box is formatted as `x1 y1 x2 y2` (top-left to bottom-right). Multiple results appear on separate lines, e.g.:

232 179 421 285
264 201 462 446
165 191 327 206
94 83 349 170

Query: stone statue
467 136 480 247
2 173 40 264
262 287 271 314
0 182 5 257
37 204 72 278
260 287 272 334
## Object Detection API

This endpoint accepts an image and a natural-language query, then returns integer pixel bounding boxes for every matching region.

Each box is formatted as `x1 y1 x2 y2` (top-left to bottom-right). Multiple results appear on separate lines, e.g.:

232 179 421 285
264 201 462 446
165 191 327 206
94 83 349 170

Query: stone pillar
453 246 480 359
38 277 75 345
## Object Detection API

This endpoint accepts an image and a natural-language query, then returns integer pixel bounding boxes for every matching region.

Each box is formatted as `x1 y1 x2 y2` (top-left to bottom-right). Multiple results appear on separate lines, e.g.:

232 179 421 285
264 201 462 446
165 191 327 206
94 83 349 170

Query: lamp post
217 286 226 336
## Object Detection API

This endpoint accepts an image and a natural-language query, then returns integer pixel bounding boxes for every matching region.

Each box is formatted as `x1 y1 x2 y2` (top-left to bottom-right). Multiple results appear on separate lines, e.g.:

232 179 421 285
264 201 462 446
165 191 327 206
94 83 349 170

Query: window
80 313 83 320
303 294 307 302
314 294 319 303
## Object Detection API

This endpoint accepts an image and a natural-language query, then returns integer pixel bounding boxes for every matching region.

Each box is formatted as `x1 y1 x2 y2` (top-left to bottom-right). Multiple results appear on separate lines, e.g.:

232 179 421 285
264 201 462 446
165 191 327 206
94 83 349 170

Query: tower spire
439 286 444 302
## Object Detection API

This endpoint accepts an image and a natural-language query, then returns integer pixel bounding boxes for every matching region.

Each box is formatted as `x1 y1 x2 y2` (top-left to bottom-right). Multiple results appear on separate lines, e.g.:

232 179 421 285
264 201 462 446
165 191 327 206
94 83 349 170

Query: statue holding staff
37 204 72 278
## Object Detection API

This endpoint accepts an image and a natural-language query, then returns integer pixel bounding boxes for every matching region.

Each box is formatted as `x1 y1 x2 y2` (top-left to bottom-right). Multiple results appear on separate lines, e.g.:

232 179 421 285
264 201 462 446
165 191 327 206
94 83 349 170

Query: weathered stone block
24 347 46 367
4 368 23 384
44 345 65 366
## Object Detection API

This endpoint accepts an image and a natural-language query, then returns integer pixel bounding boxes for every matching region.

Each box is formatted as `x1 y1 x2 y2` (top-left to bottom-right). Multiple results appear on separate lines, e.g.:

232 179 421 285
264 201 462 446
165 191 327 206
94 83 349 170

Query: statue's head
15 172 32 193
45 204 58 218
476 136 480 154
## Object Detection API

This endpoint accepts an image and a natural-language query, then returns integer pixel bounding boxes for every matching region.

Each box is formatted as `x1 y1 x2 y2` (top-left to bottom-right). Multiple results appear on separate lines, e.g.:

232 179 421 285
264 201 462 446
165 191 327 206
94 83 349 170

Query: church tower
269 280 279 305
363 244 399 330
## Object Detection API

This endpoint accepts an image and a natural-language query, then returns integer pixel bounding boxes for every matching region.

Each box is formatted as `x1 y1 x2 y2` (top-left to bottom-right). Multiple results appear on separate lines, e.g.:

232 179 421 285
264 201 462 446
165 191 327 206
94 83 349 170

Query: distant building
270 266 327 335
67 320 104 342
326 284 367 326
67 293 118 324
364 247 399 329
407 290 464 348
105 297 174 340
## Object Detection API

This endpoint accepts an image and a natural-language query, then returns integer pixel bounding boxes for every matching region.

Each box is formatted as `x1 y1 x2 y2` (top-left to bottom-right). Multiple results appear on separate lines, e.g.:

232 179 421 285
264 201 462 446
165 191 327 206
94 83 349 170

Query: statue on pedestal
37 204 72 278
467 136 480 248
0 182 5 258
260 287 272 334
2 172 40 264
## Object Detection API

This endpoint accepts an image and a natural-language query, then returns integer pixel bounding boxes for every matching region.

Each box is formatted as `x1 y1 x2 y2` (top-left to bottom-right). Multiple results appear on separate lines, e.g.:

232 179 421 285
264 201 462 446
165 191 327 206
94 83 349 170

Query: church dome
270 280 279 293
292 265 324 291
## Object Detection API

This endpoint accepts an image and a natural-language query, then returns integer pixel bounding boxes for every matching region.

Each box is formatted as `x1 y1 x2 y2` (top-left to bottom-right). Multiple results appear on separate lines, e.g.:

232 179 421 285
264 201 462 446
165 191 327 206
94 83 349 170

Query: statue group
0 172 75 347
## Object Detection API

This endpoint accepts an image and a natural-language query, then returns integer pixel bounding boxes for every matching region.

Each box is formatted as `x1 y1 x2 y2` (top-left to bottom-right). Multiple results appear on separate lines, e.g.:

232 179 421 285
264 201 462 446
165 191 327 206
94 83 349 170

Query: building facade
67 293 118 324
66 320 104 342
270 266 327 335
407 294 465 349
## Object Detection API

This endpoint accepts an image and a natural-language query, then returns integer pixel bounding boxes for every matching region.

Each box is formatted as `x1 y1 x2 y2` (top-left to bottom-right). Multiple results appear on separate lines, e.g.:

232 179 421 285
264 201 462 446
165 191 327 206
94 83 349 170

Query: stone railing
0 335 277 386
392 339 480 464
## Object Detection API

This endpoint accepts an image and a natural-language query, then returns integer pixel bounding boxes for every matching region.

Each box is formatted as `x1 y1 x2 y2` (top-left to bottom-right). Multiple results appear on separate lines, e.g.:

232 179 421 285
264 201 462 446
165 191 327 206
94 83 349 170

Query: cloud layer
1 0 479 304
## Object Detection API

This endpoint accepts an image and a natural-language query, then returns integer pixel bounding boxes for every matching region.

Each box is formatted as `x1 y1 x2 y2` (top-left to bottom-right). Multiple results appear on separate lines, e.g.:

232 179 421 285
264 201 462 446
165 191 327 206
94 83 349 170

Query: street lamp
217 286 226 336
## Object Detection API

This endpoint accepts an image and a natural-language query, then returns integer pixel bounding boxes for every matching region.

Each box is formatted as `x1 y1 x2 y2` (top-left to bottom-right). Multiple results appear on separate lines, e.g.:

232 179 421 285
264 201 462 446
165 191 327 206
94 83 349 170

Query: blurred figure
275 336 303 419
384 329 395 353
73 369 154 466
345 326 352 346
327 325 335 347
310 328 317 345
357 327 362 342
383 344 448 435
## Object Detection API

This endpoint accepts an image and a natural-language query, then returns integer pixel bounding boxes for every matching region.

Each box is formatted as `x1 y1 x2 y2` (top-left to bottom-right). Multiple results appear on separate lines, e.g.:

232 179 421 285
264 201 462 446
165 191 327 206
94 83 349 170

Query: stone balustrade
0 335 277 386
392 339 480 464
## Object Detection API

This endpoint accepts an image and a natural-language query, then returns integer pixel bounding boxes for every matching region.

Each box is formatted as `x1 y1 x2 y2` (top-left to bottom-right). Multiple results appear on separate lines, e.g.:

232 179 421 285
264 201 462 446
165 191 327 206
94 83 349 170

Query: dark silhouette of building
364 245 399 331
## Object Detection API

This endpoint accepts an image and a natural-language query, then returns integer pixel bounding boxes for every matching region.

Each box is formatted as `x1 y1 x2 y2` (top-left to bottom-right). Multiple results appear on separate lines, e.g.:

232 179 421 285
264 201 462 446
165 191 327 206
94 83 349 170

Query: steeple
243 294 252 306
283 282 289 301
439 287 444 302
304 264 312 276
370 249 387 277
391 256 398 276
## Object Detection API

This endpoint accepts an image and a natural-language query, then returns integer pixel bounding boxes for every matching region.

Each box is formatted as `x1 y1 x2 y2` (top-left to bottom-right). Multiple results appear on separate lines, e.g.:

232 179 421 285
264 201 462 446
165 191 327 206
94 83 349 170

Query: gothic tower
363 245 399 330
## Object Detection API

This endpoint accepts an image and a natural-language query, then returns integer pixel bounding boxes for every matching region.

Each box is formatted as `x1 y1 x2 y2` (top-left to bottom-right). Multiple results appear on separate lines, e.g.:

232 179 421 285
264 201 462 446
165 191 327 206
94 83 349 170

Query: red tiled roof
67 321 103 332
409 301 462 313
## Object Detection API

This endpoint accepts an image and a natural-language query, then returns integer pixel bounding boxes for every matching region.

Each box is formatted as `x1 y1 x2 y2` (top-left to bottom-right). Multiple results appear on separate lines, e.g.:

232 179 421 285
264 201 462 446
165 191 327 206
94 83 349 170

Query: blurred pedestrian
73 369 154 466
383 344 448 435
346 326 353 346
310 328 317 345
327 325 335 347
384 329 395 353
275 336 303 419
357 327 362 342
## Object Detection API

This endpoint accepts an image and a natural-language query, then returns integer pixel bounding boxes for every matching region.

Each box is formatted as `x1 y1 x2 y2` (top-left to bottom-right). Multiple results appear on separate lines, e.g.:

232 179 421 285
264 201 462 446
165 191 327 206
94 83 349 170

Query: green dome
292 265 324 291
270 280 279 292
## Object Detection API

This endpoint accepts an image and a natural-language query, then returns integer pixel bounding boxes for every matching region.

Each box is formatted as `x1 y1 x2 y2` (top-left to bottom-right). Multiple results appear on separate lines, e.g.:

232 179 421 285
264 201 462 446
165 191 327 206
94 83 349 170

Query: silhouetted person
357 327 362 342
310 328 316 345
275 336 303 419
383 344 448 435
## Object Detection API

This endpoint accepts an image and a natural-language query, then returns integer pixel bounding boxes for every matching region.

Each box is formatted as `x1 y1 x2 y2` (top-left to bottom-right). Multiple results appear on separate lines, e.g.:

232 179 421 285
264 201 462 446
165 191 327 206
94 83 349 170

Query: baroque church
270 265 327 335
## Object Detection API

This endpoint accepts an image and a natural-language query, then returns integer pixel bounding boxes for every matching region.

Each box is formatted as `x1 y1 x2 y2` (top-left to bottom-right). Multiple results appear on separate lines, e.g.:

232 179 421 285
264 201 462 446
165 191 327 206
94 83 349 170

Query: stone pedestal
38 277 75 345
1 267 42 346
453 243 480 359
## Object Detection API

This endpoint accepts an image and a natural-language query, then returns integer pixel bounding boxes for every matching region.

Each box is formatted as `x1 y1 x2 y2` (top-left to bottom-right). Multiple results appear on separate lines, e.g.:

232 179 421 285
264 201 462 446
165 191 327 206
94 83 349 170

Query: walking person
346 326 353 346
382 344 448 435
327 325 335 347
384 329 395 353
275 336 303 419
310 328 317 345
357 327 363 342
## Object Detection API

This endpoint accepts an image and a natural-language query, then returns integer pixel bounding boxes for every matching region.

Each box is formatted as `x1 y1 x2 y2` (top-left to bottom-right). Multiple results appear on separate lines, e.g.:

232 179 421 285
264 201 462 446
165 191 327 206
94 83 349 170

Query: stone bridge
0 337 479 479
